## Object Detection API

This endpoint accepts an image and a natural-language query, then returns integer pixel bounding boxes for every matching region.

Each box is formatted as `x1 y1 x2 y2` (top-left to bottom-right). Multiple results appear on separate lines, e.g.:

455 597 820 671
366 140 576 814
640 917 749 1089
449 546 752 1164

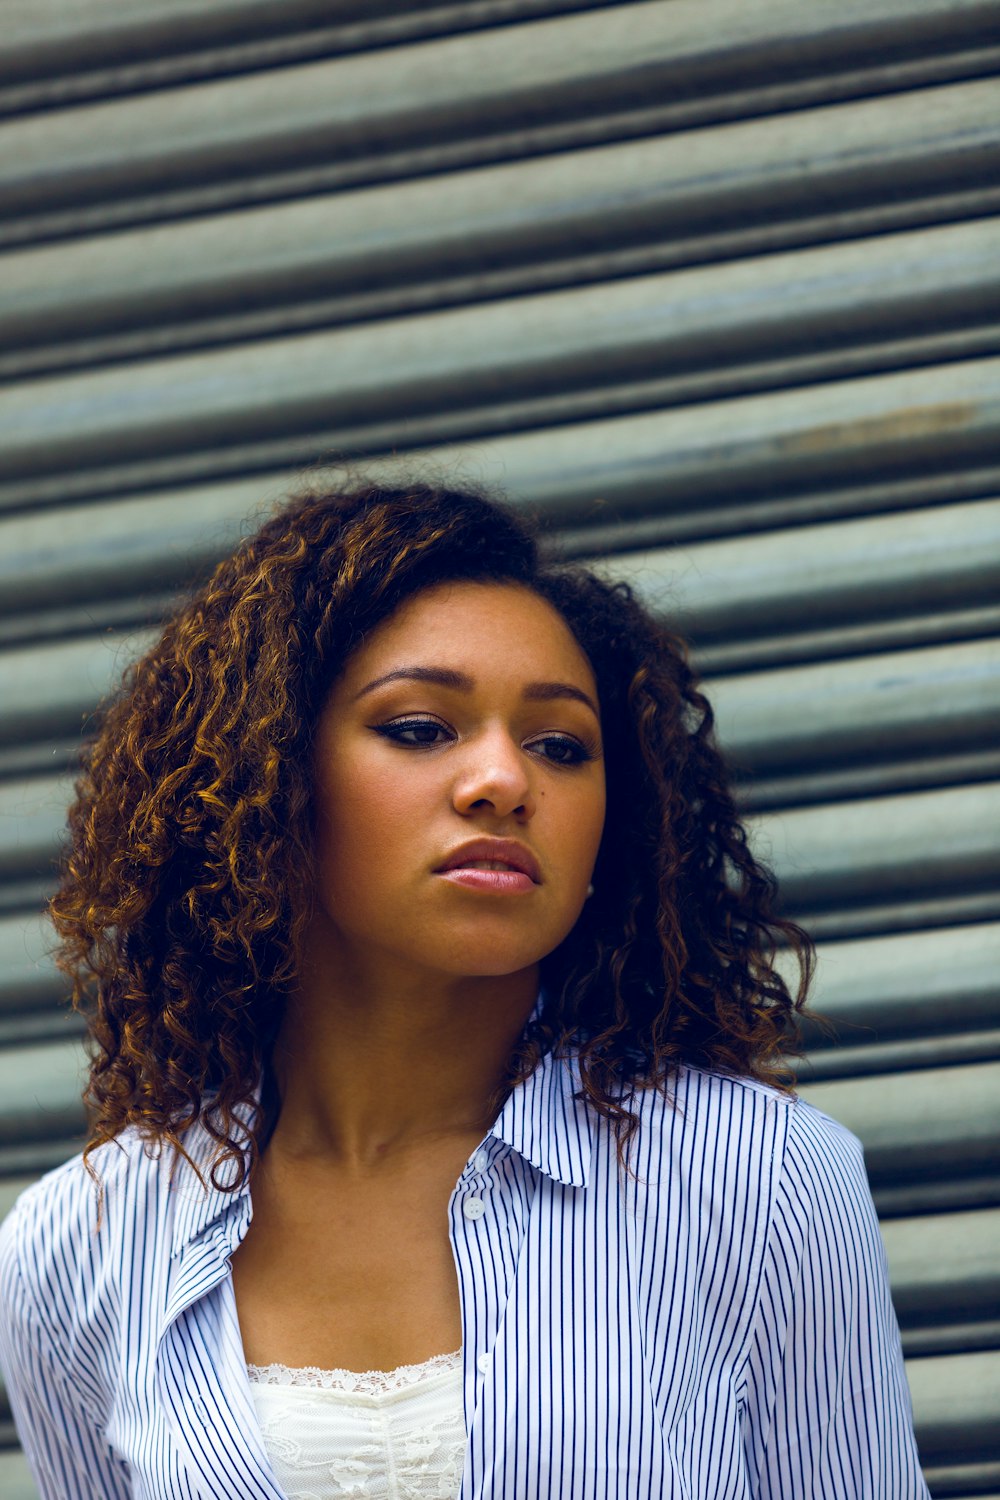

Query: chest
121 1148 759 1499
230 1147 474 1372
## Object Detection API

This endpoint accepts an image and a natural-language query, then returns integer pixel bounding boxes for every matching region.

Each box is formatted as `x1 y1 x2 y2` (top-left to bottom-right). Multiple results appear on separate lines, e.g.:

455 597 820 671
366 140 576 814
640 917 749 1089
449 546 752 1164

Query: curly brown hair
51 477 813 1191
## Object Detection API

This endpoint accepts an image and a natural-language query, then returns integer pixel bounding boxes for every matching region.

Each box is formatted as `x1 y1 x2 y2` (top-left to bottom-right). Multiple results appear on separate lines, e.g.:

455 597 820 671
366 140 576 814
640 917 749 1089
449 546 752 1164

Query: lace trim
246 1348 463 1396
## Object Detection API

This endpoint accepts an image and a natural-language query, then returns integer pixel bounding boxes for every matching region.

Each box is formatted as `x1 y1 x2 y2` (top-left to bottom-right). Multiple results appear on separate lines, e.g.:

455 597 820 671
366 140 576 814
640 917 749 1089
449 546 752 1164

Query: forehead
342 580 597 693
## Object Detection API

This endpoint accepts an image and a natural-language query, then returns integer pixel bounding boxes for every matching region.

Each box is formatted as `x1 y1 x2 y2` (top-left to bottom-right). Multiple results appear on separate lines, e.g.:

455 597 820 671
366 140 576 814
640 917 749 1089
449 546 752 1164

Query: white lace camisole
246 1350 467 1499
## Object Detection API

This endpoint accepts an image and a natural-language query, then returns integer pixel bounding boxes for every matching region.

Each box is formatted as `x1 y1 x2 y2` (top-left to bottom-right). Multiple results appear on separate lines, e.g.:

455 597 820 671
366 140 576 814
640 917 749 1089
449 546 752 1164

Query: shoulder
610 1067 797 1265
771 1091 882 1266
627 1063 863 1169
1 1135 127 1265
624 1062 795 1160
2 1128 162 1252
0 1131 170 1359
618 1066 872 1249
645 1074 884 1285
782 1089 868 1183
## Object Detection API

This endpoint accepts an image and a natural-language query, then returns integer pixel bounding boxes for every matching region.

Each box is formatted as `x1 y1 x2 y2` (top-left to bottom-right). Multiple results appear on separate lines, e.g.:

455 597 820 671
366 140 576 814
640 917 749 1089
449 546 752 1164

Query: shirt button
473 1150 490 1174
477 1352 491 1375
462 1195 486 1221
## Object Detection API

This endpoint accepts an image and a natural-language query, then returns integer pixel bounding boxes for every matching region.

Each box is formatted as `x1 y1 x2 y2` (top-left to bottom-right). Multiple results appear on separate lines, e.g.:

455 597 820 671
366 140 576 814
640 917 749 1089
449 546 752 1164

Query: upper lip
435 837 542 883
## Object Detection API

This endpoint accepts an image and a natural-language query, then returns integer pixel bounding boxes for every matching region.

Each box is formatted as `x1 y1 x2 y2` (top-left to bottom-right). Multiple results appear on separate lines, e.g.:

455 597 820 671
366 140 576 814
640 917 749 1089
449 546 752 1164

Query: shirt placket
448 1137 536 1450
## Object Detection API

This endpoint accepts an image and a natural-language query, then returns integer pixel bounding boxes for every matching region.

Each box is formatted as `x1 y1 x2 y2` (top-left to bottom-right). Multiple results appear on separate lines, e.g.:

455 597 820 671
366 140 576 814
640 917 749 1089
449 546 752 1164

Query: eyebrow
353 666 600 718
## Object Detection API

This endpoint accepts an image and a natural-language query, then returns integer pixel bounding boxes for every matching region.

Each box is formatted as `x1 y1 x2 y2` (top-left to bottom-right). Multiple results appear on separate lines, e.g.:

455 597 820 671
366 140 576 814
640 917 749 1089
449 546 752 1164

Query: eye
372 718 596 764
373 717 453 748
528 735 595 767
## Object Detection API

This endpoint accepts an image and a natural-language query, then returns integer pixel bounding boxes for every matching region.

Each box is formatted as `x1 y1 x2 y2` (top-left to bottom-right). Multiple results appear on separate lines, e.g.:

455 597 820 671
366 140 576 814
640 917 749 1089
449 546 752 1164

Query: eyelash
372 717 597 767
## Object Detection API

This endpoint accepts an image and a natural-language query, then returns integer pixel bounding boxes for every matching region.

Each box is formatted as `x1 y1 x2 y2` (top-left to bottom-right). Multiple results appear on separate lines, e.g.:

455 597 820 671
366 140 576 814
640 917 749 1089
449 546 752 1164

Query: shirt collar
167 1093 258 1259
169 988 593 1257
489 1006 593 1189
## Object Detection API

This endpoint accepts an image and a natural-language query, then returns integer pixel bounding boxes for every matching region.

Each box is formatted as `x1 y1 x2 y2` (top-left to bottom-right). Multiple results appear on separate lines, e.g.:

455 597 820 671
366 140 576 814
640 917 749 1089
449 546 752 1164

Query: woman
0 479 927 1498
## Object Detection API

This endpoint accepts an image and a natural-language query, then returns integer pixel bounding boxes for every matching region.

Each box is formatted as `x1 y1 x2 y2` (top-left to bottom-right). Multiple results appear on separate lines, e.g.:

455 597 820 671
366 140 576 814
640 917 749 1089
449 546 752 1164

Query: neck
265 923 540 1175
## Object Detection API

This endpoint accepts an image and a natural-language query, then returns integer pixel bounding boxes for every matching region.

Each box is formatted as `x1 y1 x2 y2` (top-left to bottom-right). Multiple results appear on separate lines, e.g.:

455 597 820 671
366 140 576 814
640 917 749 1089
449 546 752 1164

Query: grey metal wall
2 1 1000 1493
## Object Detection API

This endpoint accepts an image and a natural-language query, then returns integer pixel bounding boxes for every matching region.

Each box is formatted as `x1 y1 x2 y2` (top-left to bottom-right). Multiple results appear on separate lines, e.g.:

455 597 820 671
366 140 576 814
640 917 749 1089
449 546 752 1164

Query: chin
397 907 578 979
420 933 552 978
438 953 541 979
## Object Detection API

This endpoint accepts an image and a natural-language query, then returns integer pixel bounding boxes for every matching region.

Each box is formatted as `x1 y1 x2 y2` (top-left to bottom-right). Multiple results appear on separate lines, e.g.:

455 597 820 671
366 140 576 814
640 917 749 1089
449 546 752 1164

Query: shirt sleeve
740 1099 931 1499
0 1195 131 1500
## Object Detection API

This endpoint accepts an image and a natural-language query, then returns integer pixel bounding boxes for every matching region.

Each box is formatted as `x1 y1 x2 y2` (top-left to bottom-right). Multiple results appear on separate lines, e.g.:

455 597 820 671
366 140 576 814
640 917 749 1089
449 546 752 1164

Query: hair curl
50 477 813 1190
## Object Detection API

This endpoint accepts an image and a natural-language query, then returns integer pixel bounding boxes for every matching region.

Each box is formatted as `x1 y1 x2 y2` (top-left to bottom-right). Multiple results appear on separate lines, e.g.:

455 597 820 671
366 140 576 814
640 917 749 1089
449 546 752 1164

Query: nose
451 730 536 820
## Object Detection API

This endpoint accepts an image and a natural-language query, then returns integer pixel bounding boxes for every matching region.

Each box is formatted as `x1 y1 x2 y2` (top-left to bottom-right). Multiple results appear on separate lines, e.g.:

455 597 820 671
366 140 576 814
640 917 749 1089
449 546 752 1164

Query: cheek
314 754 430 876
569 774 606 853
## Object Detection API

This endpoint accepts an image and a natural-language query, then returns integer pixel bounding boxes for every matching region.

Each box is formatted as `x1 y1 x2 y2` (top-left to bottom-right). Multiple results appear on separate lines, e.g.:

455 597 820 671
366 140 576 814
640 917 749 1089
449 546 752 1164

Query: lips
435 837 541 884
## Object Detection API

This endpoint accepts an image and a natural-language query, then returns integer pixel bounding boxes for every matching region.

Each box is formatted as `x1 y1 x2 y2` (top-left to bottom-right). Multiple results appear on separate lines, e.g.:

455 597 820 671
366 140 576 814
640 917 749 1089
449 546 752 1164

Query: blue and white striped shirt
0 1040 929 1498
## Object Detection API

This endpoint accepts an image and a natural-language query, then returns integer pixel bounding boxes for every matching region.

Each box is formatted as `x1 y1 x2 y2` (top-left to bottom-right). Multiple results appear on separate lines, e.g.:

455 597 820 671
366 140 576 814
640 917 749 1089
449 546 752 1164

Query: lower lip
437 868 536 893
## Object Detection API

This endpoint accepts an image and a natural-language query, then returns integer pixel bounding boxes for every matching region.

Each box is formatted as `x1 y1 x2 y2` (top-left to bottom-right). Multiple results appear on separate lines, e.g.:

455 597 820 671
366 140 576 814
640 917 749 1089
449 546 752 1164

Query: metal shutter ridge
1 2 999 1493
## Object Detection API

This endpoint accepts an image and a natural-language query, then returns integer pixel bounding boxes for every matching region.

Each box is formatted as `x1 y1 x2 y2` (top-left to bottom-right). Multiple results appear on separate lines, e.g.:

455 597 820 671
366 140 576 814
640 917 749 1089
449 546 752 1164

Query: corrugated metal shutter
2 1 999 1492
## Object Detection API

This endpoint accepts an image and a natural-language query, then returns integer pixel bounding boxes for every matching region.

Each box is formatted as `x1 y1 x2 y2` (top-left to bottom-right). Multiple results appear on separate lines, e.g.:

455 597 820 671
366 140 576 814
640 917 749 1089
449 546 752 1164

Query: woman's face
309 580 606 981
